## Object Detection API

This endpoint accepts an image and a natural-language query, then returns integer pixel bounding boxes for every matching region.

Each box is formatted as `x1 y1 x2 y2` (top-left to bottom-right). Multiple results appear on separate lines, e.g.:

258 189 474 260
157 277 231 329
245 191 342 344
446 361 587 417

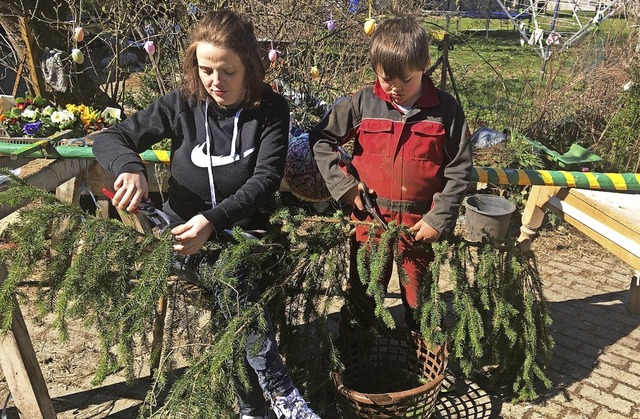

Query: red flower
16 103 26 111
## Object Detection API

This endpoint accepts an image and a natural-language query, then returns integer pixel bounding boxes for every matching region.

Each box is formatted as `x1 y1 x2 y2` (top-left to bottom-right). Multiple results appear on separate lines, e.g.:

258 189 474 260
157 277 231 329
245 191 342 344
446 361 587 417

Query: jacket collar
373 74 440 110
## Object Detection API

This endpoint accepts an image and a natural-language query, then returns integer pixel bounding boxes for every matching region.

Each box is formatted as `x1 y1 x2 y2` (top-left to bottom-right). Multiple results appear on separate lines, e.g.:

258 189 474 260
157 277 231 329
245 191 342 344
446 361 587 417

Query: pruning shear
101 188 259 240
102 188 171 232
359 181 388 230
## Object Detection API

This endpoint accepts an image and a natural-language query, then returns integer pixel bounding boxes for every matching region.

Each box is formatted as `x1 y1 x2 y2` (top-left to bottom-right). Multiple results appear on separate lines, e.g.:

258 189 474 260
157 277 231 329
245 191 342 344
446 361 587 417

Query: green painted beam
0 141 639 192
0 142 170 164
472 167 640 192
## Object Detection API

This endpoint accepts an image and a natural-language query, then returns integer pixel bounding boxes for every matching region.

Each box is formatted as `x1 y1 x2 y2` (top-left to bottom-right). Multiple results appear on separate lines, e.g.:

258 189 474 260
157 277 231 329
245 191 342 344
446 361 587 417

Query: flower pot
464 194 516 241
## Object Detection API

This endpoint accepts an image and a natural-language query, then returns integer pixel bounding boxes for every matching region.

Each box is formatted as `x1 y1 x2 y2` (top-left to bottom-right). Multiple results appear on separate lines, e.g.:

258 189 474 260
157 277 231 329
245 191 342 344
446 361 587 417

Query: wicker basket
333 329 448 418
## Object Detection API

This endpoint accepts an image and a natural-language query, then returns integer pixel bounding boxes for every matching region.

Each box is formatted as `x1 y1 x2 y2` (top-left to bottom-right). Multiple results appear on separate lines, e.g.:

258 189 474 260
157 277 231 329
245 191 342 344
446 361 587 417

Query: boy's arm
422 97 473 235
309 96 361 202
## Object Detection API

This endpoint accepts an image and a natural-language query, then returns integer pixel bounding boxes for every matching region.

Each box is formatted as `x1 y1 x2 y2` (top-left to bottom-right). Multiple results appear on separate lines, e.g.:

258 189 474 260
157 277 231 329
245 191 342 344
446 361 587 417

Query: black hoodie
92 84 290 235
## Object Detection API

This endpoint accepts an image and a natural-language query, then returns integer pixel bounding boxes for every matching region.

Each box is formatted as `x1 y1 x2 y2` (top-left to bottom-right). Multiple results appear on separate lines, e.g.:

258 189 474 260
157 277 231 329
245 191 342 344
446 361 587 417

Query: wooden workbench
518 185 640 312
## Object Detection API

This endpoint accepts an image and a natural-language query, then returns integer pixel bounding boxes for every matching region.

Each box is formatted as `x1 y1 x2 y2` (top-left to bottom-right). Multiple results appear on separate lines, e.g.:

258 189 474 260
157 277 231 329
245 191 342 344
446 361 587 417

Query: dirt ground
0 222 636 418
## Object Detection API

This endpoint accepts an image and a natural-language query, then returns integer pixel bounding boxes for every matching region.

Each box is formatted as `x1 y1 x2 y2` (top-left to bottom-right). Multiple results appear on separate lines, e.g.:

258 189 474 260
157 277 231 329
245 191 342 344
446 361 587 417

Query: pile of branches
0 174 553 417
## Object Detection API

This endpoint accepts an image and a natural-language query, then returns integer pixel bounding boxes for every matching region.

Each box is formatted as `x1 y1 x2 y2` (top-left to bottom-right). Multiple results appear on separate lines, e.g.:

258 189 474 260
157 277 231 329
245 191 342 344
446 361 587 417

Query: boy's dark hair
181 10 265 108
369 17 429 80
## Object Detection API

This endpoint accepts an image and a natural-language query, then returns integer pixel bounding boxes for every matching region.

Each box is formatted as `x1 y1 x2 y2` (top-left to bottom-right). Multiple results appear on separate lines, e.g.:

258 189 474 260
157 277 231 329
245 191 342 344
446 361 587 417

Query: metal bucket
464 194 516 241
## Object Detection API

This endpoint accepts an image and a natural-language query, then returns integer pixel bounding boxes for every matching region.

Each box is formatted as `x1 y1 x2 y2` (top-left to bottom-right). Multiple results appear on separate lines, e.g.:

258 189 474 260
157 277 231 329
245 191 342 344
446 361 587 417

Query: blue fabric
171 252 293 414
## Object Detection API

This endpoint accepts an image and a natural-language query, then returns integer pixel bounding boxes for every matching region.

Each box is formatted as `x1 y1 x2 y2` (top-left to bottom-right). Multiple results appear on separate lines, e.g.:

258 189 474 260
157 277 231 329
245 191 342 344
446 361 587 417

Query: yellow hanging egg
364 19 376 35
311 66 320 80
71 48 85 64
73 27 85 42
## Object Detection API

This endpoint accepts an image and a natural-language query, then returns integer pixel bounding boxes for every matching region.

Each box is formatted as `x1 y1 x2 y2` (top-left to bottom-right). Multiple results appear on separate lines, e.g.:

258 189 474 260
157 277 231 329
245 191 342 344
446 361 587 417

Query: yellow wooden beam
18 16 46 97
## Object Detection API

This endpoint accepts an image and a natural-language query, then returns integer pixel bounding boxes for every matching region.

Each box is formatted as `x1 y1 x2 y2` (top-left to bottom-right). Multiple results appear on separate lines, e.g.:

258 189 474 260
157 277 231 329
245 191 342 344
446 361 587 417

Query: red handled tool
102 188 171 232
358 181 388 230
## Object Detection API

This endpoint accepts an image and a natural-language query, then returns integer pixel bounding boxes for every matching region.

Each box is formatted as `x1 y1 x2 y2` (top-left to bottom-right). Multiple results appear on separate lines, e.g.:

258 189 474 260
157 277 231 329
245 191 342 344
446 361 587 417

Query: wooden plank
13 55 26 97
0 264 57 419
0 159 88 219
546 195 640 271
564 188 640 243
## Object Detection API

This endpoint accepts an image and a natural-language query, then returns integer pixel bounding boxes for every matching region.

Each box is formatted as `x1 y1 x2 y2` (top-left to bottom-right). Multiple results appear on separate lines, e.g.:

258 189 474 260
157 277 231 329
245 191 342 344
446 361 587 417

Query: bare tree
0 0 118 107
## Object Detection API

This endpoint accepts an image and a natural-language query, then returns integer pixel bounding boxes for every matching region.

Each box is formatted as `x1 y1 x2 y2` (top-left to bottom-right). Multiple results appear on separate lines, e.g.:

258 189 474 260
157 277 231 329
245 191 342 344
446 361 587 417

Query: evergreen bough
0 172 553 416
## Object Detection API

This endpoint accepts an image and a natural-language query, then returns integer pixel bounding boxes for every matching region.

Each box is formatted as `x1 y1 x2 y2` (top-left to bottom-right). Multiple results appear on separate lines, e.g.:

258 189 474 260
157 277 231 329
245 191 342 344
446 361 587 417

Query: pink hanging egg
268 49 278 62
144 40 156 55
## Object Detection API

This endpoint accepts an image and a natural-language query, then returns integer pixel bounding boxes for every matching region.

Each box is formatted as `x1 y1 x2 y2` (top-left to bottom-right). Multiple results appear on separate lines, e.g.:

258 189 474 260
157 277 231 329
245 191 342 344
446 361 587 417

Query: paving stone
546 260 586 274
564 394 600 416
583 371 614 390
577 383 633 415
611 382 638 402
594 409 633 419
592 361 640 388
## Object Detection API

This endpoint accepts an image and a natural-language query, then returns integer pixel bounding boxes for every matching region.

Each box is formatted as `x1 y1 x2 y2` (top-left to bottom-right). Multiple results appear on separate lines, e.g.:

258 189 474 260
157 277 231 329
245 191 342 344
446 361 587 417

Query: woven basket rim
334 371 446 405
333 339 449 406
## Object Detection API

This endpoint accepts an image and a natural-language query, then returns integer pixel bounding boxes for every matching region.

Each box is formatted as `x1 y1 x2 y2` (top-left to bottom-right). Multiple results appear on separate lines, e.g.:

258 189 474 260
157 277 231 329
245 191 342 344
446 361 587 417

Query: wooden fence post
18 16 47 97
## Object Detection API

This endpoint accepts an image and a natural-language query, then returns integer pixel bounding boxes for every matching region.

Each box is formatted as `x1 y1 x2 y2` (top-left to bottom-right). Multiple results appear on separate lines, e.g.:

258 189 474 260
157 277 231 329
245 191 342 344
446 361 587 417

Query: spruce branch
0 174 555 409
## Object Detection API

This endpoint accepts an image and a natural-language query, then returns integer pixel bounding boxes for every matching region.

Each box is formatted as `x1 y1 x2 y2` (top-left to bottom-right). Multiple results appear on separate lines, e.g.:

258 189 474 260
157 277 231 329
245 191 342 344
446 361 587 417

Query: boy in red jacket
310 16 472 330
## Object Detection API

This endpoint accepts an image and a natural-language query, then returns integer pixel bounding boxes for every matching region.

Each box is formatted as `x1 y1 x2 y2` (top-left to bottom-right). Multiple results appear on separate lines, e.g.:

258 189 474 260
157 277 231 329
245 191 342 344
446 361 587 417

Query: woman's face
196 42 246 108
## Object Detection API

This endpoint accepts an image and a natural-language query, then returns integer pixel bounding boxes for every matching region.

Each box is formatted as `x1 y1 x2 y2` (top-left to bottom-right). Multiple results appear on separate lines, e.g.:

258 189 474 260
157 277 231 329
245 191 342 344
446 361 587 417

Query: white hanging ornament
71 48 84 64
144 40 156 55
73 27 85 42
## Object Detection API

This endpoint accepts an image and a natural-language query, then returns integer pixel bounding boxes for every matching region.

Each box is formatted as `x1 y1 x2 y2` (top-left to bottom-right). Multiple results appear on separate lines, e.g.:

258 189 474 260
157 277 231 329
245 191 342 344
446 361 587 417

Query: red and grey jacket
309 75 472 235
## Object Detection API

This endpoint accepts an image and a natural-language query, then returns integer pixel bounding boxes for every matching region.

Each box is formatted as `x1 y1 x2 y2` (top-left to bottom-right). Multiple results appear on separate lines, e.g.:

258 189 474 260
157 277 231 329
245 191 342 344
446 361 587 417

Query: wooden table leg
0 264 56 419
629 272 640 315
517 186 560 252
111 207 167 378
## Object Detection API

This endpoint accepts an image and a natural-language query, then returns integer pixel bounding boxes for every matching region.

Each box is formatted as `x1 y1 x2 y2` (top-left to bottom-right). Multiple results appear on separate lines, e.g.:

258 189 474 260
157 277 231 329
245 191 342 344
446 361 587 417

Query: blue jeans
171 251 293 415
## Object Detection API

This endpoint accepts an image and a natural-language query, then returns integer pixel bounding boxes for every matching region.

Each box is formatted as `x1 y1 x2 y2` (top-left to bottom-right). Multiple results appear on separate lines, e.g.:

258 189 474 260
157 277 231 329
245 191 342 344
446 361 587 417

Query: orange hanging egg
311 66 320 80
364 18 376 35
73 27 85 42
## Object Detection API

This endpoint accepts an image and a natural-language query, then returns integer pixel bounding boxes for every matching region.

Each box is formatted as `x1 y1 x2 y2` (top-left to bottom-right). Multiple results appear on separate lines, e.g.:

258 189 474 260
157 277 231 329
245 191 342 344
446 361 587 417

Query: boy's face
376 67 424 109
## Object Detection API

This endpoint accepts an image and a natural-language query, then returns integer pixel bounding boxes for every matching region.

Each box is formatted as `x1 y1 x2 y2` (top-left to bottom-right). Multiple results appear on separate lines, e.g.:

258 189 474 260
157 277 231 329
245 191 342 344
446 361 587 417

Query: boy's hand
171 214 215 255
409 220 441 243
340 183 372 212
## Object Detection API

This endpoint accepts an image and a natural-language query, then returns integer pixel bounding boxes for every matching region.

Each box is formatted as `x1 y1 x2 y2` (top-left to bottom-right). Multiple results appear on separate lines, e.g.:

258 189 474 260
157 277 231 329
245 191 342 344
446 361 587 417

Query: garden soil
1 224 639 419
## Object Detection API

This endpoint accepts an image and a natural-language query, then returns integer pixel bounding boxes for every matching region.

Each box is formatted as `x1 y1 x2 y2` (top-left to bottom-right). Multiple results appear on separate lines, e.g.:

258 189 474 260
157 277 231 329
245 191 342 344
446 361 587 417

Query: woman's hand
409 219 441 243
171 214 215 255
112 172 148 212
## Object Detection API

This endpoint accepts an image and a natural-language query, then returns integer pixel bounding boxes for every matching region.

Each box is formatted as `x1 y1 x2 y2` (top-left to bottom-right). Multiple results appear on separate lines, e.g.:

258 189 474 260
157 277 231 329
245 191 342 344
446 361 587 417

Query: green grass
422 16 632 134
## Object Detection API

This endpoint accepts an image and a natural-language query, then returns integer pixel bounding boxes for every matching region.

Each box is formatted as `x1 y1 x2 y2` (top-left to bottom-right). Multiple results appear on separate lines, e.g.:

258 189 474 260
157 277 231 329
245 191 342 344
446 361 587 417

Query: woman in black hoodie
93 10 319 419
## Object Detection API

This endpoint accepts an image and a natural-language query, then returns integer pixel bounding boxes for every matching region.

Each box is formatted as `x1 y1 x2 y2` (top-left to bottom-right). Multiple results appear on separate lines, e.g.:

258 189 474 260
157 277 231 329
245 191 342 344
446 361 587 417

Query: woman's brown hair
180 10 265 108
369 17 429 80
